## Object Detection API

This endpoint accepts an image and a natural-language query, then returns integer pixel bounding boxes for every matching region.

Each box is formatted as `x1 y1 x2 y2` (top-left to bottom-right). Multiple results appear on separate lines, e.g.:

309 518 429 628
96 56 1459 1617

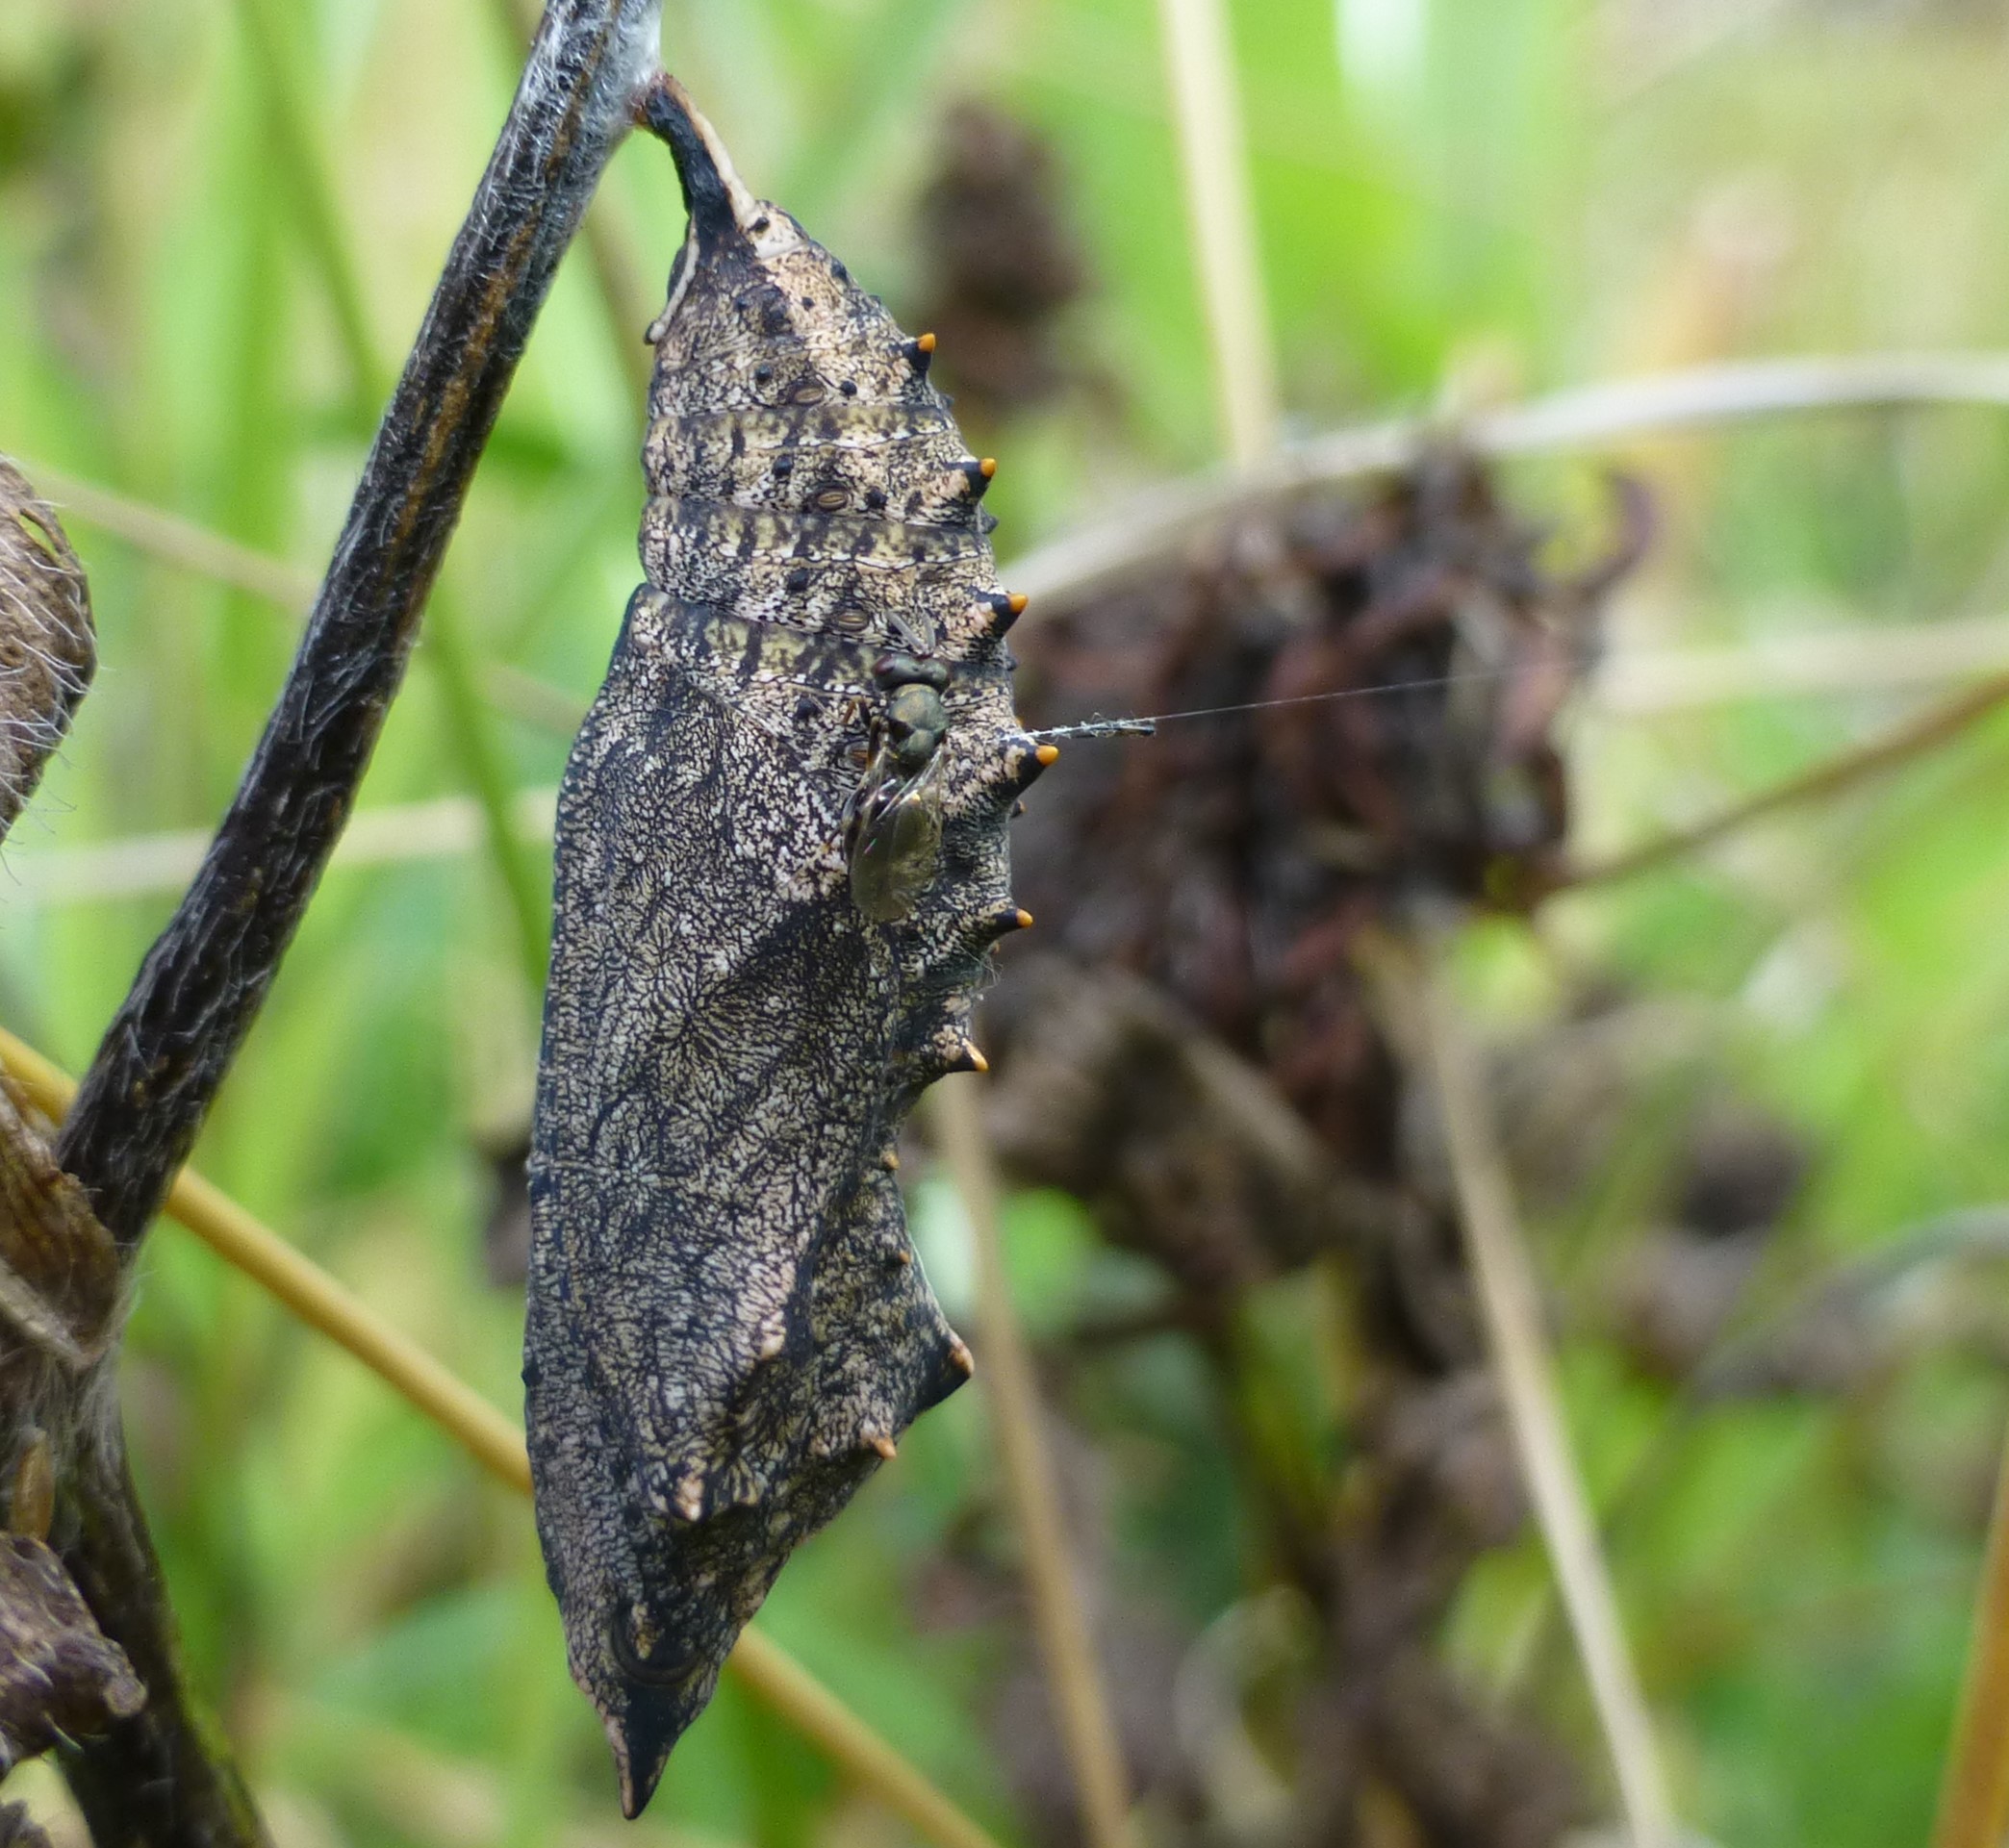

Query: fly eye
872 651 950 692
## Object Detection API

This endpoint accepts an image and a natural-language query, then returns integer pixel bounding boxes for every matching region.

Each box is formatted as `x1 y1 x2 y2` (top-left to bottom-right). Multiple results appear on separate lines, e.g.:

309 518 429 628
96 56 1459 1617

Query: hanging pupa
523 73 1046 1813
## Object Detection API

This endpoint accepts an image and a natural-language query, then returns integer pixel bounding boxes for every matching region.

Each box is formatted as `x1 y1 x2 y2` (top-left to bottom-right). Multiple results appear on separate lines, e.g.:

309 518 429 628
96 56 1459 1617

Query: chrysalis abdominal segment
525 69 1039 1819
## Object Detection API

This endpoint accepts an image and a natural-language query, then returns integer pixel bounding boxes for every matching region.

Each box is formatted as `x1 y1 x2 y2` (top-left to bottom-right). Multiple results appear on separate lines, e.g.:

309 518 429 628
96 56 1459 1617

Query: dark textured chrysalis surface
524 75 1043 1815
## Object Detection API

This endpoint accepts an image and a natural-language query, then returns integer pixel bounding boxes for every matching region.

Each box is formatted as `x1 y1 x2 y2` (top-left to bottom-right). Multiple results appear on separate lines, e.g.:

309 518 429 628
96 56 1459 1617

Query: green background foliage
7 0 2009 1842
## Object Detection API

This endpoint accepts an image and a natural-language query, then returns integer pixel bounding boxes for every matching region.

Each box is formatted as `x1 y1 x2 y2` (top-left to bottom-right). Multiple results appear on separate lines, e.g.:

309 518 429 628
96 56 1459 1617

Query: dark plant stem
50 4 663 1840
233 0 559 1002
59 0 656 1241
486 0 661 406
57 1440 264 1848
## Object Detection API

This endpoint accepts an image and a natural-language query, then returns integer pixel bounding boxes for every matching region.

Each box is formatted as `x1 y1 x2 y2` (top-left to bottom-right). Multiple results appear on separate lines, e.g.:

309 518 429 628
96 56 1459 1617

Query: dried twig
1556 670 2009 894
1590 613 2009 713
37 350 2009 723
0 1027 1005 1848
26 611 2009 910
20 462 584 735
925 1078 1136 1848
10 789 560 909
1387 930 1677 1848
30 353 2009 663
0 523 136 1799
39 8 663 1840
20 465 317 609
1154 0 1277 466
1011 352 2009 616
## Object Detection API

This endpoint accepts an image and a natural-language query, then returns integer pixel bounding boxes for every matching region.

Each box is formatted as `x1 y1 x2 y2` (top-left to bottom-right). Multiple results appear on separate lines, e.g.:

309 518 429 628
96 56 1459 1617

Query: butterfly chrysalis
524 74 1046 1814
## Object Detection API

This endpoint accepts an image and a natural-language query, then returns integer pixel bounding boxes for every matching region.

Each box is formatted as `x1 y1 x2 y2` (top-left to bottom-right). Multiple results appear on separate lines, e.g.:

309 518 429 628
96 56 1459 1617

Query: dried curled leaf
0 1532 145 1776
526 76 1036 1813
0 1077 118 1374
0 460 94 843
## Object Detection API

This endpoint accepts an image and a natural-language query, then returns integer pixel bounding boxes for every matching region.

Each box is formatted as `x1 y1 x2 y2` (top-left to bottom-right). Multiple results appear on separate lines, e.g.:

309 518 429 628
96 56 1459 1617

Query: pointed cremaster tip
606 1679 697 1819
635 71 759 247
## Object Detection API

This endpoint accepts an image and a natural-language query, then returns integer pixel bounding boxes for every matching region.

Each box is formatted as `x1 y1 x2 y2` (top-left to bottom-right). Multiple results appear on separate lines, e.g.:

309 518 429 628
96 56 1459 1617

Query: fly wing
851 758 948 922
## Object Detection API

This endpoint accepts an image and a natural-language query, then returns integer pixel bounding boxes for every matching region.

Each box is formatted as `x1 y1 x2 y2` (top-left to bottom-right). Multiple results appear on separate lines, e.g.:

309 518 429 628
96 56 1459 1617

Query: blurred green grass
10 0 2009 1842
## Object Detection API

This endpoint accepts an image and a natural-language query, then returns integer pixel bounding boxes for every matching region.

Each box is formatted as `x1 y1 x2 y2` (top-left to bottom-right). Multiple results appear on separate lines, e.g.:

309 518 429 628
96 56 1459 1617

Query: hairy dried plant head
0 460 94 843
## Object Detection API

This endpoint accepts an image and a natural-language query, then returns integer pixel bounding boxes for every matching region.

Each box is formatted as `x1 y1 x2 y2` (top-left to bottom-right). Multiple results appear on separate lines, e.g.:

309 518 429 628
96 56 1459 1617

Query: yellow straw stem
725 1630 1004 1848
0 1027 1005 1848
1932 1419 2009 1848
1388 947 1678 1848
925 1078 1136 1848
1154 0 1279 467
